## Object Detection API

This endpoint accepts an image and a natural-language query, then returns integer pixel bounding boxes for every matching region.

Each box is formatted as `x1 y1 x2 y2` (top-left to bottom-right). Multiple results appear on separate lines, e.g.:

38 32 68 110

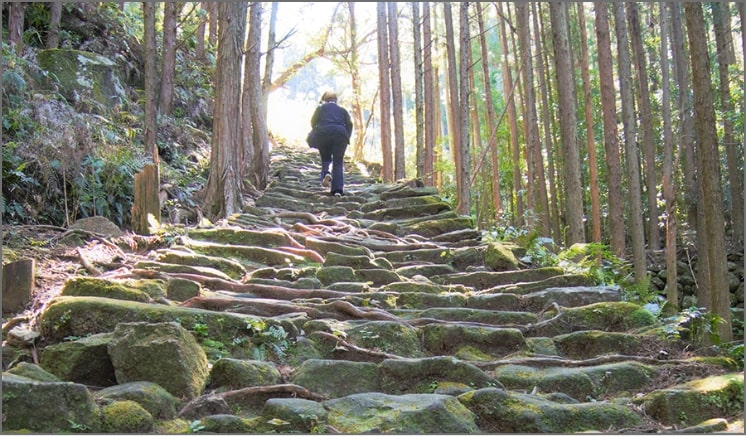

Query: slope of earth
2 143 743 434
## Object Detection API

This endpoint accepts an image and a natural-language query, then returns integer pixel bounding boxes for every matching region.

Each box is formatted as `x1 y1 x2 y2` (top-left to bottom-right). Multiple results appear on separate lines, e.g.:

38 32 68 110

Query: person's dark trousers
318 136 348 195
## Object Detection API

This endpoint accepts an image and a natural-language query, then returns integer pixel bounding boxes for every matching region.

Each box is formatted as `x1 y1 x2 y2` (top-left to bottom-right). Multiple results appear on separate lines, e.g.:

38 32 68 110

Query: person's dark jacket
311 102 353 144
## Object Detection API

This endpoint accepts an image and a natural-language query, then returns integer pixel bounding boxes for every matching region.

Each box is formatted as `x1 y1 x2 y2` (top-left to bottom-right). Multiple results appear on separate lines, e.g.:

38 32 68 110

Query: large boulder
37 49 126 112
107 322 210 400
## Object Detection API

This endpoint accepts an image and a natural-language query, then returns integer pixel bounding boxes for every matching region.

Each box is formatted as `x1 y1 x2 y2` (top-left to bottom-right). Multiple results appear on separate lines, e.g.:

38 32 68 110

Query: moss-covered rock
346 320 423 358
379 356 496 394
256 398 328 433
107 321 210 400
5 362 61 382
208 358 282 391
101 400 154 433
37 49 126 111
154 249 247 280
2 373 102 432
94 381 180 420
291 359 380 398
39 332 116 387
421 324 527 358
637 372 744 426
484 242 520 271
458 387 641 432
61 276 166 302
325 392 479 433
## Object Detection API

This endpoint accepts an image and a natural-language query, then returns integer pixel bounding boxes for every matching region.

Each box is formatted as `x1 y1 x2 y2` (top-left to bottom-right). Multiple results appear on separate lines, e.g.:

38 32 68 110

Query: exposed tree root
309 330 404 362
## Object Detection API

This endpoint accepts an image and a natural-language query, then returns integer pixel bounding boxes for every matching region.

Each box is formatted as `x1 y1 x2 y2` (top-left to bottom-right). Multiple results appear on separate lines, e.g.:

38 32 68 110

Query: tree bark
684 2 732 343
443 2 461 204
614 2 647 284
516 3 549 236
550 2 584 245
594 3 625 257
627 2 660 251
660 2 678 313
8 3 26 52
47 2 62 49
534 3 561 242
712 2 744 245
412 2 425 183
457 2 471 216
496 2 524 228
248 2 269 190
577 3 601 243
159 1 178 116
349 2 365 163
387 2 406 181
196 3 207 61
422 1 436 187
377 2 394 183
476 2 502 221
203 1 246 220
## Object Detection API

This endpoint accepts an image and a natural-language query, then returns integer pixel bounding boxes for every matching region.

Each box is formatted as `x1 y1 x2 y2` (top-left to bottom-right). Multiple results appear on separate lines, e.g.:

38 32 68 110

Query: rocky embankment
2 144 743 433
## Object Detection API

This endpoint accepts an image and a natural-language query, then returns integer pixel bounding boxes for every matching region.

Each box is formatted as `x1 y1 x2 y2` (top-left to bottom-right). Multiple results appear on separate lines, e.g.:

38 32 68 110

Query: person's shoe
322 173 332 188
334 192 342 197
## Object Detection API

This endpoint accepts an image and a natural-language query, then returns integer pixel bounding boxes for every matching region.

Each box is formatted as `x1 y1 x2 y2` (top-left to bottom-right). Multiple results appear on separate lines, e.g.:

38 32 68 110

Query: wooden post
131 163 160 235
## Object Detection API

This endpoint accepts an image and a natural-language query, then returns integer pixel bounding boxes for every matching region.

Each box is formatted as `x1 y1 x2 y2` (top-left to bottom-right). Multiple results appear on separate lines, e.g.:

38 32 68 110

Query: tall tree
377 2 394 183
388 2 406 181
457 1 471 216
627 2 660 251
670 3 697 242
203 1 246 219
577 3 601 243
516 2 549 235
443 2 462 205
550 2 585 245
196 3 207 61
594 2 625 257
660 2 678 313
262 2 278 114
412 2 425 182
496 2 524 227
7 3 26 52
422 1 436 187
534 3 561 241
348 2 365 162
132 2 161 235
684 2 732 343
476 2 502 220
159 1 179 116
712 2 744 244
247 2 269 190
614 2 647 284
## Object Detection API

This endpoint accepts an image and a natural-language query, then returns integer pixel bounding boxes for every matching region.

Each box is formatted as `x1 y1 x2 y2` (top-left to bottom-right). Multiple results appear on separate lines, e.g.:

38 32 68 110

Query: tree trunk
159 1 178 116
457 2 471 216
412 2 425 182
47 2 62 49
517 3 549 236
349 2 365 163
131 164 160 235
594 3 625 257
422 1 436 187
262 2 278 115
443 2 461 203
684 2 732 343
660 2 678 314
577 3 601 243
196 3 207 61
550 2 584 245
476 2 502 220
248 2 269 190
534 3 561 242
614 2 647 284
627 2 660 251
670 3 698 244
208 2 218 49
387 2 406 181
8 3 26 52
203 1 246 220
377 2 393 183
496 2 524 228
712 2 744 245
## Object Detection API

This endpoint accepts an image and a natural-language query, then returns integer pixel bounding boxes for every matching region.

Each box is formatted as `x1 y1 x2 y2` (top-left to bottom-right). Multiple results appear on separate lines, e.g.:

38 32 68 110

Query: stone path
3 144 743 433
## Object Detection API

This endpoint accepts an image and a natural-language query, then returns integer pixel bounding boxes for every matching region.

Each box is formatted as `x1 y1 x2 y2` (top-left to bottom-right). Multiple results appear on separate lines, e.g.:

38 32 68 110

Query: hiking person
308 91 353 197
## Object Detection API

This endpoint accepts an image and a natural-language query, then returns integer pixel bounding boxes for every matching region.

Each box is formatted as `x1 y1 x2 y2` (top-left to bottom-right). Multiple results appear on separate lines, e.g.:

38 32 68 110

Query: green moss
101 400 154 433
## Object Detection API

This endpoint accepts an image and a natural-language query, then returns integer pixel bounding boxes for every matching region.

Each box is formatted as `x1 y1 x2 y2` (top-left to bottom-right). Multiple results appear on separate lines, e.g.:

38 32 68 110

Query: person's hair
321 91 337 103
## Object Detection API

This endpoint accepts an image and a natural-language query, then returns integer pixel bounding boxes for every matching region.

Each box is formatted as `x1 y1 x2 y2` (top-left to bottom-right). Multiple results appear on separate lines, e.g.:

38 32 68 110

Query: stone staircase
2 144 743 433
